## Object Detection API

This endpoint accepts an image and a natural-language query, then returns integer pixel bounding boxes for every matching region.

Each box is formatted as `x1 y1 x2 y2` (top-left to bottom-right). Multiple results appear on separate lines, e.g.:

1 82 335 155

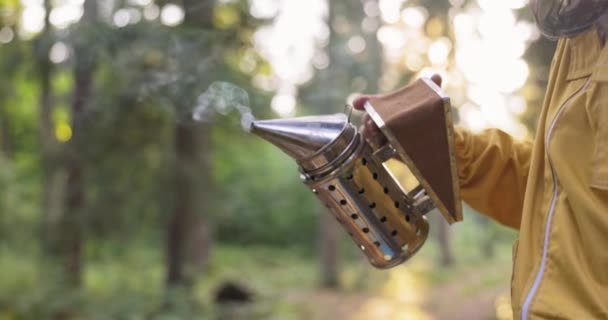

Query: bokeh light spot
0 27 14 44
161 4 184 27
55 123 73 142
347 35 367 54
271 94 296 117
214 4 240 29
49 42 70 64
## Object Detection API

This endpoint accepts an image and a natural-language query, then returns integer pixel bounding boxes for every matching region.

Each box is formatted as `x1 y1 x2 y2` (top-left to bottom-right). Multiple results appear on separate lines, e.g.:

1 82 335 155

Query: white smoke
192 81 256 131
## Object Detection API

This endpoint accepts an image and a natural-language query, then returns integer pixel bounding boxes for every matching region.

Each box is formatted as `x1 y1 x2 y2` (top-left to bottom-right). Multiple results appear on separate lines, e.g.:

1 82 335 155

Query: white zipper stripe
521 78 591 320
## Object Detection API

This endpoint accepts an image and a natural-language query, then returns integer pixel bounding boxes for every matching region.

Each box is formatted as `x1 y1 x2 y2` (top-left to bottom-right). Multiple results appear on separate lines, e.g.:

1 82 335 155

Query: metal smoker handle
363 78 463 223
369 143 436 216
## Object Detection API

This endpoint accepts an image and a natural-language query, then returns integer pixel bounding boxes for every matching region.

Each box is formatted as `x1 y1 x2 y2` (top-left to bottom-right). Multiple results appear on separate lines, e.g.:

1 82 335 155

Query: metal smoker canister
251 78 462 268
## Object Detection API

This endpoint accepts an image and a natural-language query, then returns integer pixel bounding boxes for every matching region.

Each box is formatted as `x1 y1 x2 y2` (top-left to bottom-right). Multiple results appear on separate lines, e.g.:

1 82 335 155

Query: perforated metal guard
305 140 429 269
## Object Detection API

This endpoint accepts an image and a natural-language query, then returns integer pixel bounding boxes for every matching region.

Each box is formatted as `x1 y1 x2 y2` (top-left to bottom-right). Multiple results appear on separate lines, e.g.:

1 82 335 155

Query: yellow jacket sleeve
454 128 532 230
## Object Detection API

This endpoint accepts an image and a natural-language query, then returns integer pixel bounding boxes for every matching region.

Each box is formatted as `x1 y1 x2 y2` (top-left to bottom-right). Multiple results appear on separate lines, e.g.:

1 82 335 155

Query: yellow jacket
455 29 608 319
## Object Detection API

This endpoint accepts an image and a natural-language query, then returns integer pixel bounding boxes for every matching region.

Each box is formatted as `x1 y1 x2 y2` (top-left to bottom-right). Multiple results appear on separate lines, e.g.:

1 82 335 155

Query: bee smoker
250 78 462 268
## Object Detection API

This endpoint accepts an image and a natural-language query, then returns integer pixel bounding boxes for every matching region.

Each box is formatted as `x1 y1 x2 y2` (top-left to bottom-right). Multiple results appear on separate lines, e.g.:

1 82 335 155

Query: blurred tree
436 218 454 267
476 215 497 258
57 0 99 287
0 3 22 159
300 0 384 288
165 0 214 291
0 0 559 317
35 0 66 263
0 89 11 158
317 0 341 289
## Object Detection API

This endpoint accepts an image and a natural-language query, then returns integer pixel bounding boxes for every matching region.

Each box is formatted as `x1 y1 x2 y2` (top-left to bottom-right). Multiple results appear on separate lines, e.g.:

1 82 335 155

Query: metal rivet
328 185 336 191
362 227 370 233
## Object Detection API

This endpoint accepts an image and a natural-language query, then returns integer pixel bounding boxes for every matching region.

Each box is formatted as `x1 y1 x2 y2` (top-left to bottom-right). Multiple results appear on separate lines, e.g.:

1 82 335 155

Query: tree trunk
476 215 496 258
165 0 214 291
317 0 384 287
0 104 10 157
317 1 342 289
319 209 339 287
57 0 98 287
166 124 191 287
166 124 212 288
36 0 65 252
436 217 454 267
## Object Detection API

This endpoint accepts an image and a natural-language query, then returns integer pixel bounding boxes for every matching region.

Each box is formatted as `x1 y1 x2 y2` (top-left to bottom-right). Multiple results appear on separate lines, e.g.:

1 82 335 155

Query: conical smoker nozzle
250 114 350 161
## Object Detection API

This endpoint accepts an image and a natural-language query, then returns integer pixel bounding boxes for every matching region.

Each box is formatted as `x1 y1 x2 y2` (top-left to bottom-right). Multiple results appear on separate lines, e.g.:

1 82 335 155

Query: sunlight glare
495 294 514 320
252 74 277 92
271 93 296 117
49 42 70 63
478 0 528 11
379 0 405 24
128 0 151 6
50 4 83 29
250 0 279 19
312 52 330 70
113 8 131 27
21 0 41 5
347 35 367 54
364 1 380 17
0 27 14 44
362 16 380 34
428 37 451 65
508 95 527 115
129 8 142 24
253 0 327 107
377 25 406 50
160 4 184 26
459 103 487 133
401 7 427 29
404 54 424 71
143 4 160 20
21 4 45 34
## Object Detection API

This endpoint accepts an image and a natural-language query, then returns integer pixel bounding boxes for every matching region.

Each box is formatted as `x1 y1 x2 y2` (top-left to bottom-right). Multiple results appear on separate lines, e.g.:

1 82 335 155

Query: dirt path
422 264 513 320
280 260 513 320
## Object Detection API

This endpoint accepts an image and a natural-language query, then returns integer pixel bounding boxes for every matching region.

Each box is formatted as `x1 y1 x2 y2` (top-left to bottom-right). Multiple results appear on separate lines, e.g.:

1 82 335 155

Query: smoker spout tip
241 112 256 133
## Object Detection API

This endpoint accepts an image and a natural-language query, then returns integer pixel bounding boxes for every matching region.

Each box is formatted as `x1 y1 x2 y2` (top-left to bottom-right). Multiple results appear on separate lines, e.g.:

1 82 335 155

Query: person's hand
352 74 443 146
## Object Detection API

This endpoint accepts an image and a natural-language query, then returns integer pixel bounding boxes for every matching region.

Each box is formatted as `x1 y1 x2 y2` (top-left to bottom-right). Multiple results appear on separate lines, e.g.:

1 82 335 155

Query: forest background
0 0 555 319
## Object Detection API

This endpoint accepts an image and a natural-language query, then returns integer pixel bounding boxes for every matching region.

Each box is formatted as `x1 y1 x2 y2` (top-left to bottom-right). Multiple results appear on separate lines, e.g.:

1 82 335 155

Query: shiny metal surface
305 141 429 268
298 123 358 174
251 112 434 268
250 114 349 160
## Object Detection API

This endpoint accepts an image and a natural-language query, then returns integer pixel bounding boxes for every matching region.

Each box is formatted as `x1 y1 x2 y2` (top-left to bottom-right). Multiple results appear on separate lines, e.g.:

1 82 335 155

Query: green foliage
0 0 551 318
212 129 319 247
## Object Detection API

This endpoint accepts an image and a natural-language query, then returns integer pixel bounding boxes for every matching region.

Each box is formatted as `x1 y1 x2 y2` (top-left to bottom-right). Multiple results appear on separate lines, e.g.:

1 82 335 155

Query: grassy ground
0 235 515 319
195 240 514 320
